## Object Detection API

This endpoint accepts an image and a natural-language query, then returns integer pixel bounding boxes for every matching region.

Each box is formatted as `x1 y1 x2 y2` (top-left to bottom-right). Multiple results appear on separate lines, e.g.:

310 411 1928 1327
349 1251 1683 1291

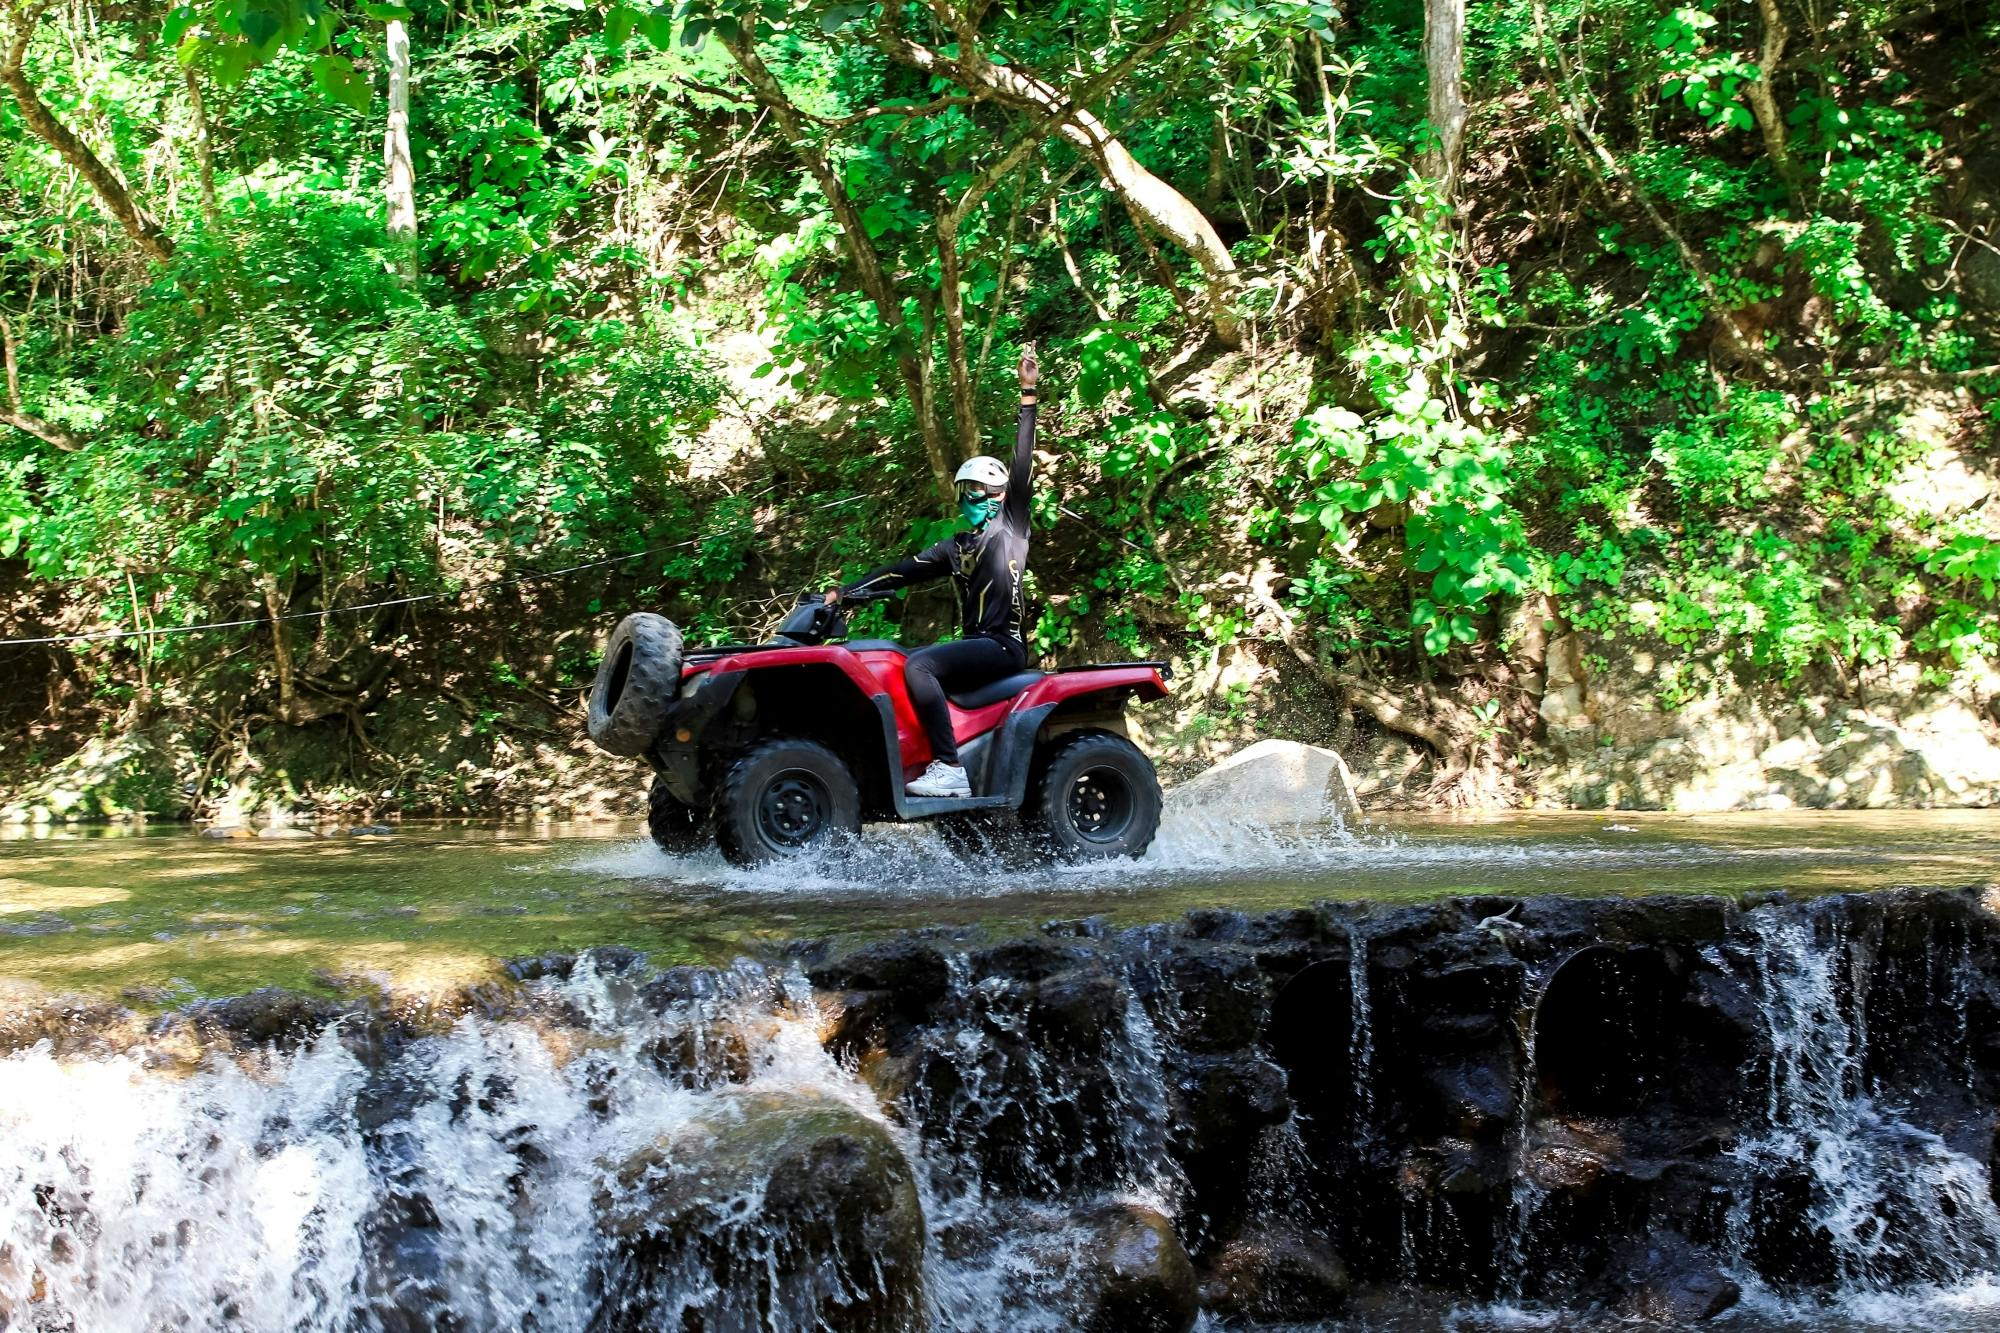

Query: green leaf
362 2 414 18
240 8 282 48
639 9 677 48
162 5 197 45
312 54 371 111
605 4 637 50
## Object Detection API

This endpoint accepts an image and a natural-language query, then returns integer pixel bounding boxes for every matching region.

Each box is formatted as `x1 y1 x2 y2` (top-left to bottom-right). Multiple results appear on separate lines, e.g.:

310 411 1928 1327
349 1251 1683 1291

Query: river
2 810 1998 1331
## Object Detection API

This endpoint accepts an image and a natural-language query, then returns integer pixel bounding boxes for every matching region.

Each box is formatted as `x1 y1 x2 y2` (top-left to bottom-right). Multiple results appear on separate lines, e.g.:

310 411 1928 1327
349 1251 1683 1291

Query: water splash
1724 909 2000 1314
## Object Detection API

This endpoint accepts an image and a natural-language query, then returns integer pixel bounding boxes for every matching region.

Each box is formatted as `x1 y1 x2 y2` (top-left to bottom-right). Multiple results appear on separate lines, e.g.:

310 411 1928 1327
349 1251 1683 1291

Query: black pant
906 635 1027 765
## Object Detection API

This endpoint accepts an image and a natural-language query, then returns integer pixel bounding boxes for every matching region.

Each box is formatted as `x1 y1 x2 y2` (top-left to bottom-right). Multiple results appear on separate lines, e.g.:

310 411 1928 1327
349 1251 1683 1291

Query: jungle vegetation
0 0 1994 808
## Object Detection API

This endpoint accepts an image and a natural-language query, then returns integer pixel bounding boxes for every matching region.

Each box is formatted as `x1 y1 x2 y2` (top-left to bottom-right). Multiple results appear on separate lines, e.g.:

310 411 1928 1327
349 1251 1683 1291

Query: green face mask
959 495 1001 528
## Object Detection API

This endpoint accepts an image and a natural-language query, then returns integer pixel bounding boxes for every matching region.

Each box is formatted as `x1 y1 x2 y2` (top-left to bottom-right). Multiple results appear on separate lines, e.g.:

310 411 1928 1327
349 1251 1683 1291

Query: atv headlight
678 672 707 699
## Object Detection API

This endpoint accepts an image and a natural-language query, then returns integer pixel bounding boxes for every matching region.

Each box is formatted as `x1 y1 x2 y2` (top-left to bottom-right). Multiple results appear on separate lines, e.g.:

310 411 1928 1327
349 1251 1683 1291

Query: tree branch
1 0 174 264
0 312 79 451
875 3 1246 345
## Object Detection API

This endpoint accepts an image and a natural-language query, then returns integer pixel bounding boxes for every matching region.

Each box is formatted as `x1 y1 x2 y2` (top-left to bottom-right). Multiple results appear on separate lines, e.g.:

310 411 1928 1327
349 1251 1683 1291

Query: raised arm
1004 344 1038 530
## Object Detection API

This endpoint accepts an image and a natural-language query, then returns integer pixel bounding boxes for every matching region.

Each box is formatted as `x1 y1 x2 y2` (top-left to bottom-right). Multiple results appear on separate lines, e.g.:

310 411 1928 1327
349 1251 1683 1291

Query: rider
826 346 1040 798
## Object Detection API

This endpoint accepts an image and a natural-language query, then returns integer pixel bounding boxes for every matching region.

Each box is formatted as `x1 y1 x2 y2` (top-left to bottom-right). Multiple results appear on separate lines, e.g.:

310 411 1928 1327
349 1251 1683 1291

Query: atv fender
648 669 745 803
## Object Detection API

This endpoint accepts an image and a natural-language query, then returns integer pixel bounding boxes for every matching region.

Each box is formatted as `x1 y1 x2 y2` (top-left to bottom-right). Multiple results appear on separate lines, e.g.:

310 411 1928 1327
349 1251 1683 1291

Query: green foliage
0 0 1993 752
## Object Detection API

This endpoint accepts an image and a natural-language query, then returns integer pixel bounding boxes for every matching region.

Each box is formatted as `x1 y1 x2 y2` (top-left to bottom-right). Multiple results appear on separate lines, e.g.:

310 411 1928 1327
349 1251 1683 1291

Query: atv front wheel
715 738 862 866
1025 730 1162 862
647 773 710 855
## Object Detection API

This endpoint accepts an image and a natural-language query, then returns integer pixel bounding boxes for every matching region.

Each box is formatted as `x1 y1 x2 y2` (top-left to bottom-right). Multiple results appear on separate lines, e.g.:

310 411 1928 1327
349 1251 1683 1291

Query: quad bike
584 592 1171 866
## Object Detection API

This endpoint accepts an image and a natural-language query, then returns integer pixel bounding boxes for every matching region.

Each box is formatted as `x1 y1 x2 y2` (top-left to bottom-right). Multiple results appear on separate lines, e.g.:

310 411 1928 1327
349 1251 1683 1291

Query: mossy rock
601 1089 926 1333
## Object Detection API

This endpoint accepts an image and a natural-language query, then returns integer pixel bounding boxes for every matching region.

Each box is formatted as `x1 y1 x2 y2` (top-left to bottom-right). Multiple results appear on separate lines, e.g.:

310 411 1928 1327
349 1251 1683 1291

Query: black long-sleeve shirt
844 399 1037 644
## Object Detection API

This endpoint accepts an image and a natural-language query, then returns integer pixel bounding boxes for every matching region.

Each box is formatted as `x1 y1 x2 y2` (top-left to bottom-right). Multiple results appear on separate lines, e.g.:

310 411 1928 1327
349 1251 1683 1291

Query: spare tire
587 613 683 756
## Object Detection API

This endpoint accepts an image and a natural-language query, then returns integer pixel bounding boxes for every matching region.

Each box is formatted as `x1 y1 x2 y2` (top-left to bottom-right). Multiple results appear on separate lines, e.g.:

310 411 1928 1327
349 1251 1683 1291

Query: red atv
584 592 1171 866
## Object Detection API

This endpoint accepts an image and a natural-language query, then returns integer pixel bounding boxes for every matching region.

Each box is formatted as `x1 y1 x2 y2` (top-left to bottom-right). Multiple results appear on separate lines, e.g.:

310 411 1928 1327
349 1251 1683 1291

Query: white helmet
954 456 1008 491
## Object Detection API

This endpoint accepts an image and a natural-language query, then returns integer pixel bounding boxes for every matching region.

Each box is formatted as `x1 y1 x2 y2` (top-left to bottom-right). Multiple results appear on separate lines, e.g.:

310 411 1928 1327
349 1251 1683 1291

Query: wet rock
1424 1060 1513 1140
601 1090 925 1333
1177 1052 1290 1149
365 1219 451 1333
1182 907 1250 942
347 824 396 836
255 825 317 840
578 945 645 974
1200 1223 1350 1321
1165 738 1362 828
640 1020 756 1090
201 824 252 839
1075 1204 1199 1333
1612 1236 1741 1322
972 936 1085 982
807 937 951 1008
1028 966 1128 1054
190 988 343 1047
1164 948 1269 1052
504 951 576 982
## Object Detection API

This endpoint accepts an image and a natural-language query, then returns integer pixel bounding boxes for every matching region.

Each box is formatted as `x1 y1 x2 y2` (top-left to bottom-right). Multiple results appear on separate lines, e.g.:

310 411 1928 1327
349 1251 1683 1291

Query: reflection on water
1 809 1997 1001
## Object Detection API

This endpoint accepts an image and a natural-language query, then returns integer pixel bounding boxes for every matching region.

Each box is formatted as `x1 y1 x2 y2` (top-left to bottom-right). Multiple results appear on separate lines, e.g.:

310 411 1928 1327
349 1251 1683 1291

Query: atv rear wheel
715 738 862 867
1024 730 1162 862
647 773 710 855
588 613 683 757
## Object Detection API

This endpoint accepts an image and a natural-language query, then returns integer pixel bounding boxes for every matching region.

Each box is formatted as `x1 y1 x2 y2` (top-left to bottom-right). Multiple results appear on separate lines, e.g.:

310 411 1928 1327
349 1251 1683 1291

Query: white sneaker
907 761 972 798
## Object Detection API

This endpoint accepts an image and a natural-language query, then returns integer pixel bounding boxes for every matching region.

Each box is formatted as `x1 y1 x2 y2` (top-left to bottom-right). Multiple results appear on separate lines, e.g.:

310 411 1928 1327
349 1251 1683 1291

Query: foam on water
552 802 1778 901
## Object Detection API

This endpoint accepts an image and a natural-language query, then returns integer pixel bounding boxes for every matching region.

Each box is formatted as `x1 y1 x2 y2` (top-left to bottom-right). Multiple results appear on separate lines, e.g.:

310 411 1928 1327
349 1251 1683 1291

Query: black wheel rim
1066 764 1136 844
757 767 832 849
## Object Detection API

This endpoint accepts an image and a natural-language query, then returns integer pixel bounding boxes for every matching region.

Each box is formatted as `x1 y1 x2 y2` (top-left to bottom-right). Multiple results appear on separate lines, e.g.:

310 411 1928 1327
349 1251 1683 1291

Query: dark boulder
190 988 343 1047
1163 948 1269 1052
1199 1222 1350 1321
600 1090 926 1333
807 937 951 1009
1611 1235 1741 1322
1076 1204 1199 1333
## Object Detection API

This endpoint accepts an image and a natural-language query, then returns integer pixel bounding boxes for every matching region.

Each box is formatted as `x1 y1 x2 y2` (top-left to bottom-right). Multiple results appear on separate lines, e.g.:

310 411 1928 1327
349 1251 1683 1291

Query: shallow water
2 809 1997 1000
4 811 2000 1330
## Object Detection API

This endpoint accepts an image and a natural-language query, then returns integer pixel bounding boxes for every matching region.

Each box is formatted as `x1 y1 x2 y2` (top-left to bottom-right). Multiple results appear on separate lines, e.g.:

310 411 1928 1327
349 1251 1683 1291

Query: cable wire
1 492 868 648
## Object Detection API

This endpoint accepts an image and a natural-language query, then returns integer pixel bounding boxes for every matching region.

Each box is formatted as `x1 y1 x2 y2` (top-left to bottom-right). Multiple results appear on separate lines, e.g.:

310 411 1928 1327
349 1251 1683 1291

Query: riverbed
3 810 1998 1002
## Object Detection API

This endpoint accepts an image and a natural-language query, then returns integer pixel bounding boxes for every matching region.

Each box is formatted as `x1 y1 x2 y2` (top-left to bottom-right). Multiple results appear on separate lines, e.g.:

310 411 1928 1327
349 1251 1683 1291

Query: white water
0 957 1191 1333
552 808 1809 901
1719 911 2000 1329
4 901 1999 1331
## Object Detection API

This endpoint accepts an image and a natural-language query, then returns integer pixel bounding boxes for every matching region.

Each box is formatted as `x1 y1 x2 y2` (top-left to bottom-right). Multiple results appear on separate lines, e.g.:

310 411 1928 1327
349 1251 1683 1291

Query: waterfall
0 963 911 1333
1348 922 1376 1141
5 891 2000 1332
1726 908 2000 1312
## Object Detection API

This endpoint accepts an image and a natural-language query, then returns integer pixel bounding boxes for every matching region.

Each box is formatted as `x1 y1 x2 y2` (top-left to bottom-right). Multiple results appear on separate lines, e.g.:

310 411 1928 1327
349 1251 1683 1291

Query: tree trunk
262 575 299 725
1745 0 1801 206
936 214 981 456
1 0 173 263
185 69 222 231
383 18 418 257
1422 0 1468 203
720 32 956 501
0 311 79 451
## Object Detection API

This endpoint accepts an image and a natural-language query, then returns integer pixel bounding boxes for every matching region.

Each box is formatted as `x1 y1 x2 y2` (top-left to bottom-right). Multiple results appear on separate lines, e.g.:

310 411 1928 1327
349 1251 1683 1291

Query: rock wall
7 888 2000 1330
1533 635 2000 810
800 887 2000 1324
